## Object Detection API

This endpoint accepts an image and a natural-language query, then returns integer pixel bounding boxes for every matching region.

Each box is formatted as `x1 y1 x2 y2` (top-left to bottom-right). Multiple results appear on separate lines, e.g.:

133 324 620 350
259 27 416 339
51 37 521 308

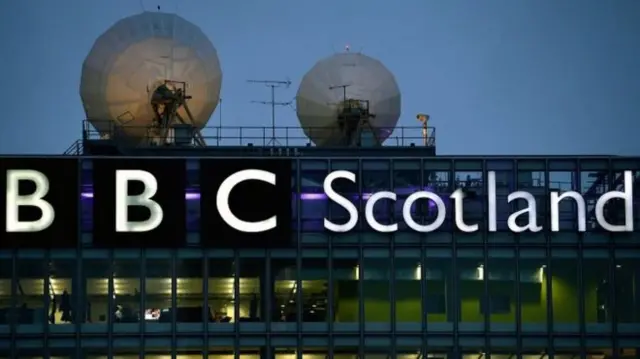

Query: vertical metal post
107 250 114 358
420 158 428 352
9 249 16 359
389 159 397 359
44 250 50 358
357 158 364 358
607 159 619 357
218 98 223 146
203 252 210 357
171 252 177 358
483 159 490 348
140 249 146 355
544 158 553 339
296 157 303 353
389 159 396 335
271 85 276 143
575 161 586 349
75 156 83 357
326 158 335 359
451 158 459 350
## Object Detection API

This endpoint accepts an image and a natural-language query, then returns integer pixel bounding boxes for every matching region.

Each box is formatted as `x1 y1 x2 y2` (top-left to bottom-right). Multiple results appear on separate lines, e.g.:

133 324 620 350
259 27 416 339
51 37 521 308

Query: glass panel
0 256 10 329
333 251 359 325
207 257 235 324
300 163 328 232
458 248 484 329
83 257 110 328
519 249 547 333
239 257 263 322
273 257 297 323
113 257 141 325
85 349 109 359
425 248 452 328
48 258 77 327
176 258 204 323
426 165 451 191
583 250 612 332
397 348 424 359
15 257 46 329
551 249 579 332
301 255 328 324
614 250 640 329
363 249 390 328
461 348 484 359
110 351 139 358
486 249 516 332
145 256 172 331
145 257 173 318
394 249 421 325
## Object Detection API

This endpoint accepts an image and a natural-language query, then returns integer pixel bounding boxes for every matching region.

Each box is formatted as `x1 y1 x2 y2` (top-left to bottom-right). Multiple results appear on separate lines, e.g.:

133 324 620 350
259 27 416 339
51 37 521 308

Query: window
480 294 511 314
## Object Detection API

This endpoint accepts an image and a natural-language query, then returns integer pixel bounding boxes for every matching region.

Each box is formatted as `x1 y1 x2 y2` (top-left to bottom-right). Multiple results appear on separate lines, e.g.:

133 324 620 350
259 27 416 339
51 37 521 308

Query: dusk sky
0 0 638 155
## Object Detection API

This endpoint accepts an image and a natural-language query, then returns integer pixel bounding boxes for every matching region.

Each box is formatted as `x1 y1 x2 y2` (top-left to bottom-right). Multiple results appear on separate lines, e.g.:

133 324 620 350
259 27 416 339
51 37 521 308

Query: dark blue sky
0 0 638 155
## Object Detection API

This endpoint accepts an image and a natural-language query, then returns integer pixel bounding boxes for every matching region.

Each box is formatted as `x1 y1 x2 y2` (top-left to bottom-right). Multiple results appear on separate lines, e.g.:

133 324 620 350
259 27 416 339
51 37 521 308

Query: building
0 122 639 359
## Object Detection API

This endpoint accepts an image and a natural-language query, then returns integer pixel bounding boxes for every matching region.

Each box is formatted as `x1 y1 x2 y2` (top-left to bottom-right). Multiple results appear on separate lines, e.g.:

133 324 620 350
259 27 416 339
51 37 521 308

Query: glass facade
1 156 640 358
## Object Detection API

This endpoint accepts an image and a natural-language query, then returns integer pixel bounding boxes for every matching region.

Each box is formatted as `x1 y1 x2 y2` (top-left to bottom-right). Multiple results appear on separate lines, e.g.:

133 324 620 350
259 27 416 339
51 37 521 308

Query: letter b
5 169 55 232
115 170 163 232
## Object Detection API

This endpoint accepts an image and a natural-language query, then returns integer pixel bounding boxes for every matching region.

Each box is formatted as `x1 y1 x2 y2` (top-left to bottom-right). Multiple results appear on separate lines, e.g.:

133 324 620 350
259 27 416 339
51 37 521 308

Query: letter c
216 169 276 233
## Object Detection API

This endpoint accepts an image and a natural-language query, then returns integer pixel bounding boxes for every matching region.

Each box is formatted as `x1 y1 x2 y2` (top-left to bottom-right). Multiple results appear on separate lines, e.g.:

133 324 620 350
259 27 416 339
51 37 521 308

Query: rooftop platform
65 121 437 157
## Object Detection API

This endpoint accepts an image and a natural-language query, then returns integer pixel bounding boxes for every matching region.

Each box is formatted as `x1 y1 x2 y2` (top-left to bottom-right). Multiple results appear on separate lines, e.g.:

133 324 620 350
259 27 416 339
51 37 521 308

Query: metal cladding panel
80 12 222 142
296 52 401 146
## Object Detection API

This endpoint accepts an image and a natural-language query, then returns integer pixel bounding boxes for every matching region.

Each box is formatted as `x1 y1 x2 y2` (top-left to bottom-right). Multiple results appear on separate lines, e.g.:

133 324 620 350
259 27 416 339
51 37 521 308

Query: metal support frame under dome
148 80 206 147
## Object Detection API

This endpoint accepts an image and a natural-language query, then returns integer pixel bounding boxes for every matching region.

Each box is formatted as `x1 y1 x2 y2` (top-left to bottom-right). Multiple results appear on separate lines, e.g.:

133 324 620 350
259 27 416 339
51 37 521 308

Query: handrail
80 120 436 148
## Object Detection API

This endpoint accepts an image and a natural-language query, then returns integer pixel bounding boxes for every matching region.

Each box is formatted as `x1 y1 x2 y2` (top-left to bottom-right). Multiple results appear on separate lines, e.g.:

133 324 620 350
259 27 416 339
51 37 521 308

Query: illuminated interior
0 251 637 327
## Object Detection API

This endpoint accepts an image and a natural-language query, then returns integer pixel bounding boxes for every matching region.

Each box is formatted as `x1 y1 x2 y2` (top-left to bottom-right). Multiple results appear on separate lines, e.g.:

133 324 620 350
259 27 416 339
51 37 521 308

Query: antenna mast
248 79 292 146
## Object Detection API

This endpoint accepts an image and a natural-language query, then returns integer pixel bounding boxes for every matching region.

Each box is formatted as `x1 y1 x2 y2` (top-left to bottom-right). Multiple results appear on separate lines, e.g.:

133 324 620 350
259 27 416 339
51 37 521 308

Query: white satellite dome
296 52 401 146
80 12 222 143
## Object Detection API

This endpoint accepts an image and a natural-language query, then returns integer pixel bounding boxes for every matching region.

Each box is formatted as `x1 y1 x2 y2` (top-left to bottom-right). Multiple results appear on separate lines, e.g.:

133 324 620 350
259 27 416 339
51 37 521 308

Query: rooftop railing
81 120 436 148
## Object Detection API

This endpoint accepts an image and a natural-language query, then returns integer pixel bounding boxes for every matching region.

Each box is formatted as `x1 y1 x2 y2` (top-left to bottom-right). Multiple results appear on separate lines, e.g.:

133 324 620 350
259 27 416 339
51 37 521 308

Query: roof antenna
247 79 293 146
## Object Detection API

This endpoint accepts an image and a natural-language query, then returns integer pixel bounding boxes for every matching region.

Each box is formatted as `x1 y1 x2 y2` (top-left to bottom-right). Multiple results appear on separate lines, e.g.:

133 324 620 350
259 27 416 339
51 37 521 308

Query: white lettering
487 171 497 232
115 170 163 232
323 170 359 232
217 169 277 233
450 189 478 232
550 191 586 232
507 191 543 233
403 191 446 232
595 170 634 232
5 170 55 232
